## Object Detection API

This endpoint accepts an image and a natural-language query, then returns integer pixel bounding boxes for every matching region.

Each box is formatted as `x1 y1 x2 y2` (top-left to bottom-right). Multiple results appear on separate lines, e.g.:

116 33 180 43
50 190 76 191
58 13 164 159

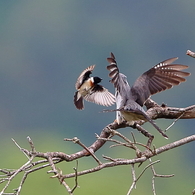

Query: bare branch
97 135 136 150
135 124 154 148
146 102 195 120
59 134 195 180
71 161 79 194
127 160 160 195
148 158 174 195
149 159 174 178
1 132 195 194
2 99 195 194
165 111 185 132
27 136 36 153
127 165 136 195
47 154 74 194
64 137 102 165
0 156 34 195
11 138 30 160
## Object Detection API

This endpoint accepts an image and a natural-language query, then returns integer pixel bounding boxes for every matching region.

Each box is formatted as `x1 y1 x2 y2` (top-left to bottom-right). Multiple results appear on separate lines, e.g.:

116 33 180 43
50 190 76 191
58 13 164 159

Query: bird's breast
78 80 93 96
120 110 145 125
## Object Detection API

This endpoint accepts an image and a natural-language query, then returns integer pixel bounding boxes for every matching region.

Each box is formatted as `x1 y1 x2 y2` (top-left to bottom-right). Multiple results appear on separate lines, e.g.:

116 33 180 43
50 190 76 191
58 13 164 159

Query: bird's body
120 100 146 124
107 53 190 138
77 77 94 97
74 65 115 110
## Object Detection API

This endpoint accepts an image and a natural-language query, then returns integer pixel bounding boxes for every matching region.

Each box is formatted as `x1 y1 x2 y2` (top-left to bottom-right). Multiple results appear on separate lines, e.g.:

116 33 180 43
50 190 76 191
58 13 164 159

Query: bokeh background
1 1 195 194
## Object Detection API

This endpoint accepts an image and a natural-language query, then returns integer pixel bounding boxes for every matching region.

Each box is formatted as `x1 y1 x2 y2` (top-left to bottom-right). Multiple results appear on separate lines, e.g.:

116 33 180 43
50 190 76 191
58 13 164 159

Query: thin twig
152 175 156 195
148 158 174 195
127 165 136 195
0 156 34 195
64 137 102 165
102 155 117 162
16 159 61 195
71 160 79 193
112 130 135 146
165 112 185 132
135 124 154 148
102 155 129 162
109 129 143 157
48 154 73 195
11 138 30 160
127 160 160 195
27 136 36 153
96 134 135 150
137 160 160 181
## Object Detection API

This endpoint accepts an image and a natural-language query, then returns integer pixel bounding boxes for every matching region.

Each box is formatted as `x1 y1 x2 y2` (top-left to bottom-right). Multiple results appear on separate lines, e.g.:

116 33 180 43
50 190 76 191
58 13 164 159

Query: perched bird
74 64 115 110
107 53 190 138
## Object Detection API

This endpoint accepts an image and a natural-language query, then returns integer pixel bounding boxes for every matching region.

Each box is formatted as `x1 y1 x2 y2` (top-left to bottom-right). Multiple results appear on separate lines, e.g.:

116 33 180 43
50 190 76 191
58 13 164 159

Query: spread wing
107 53 131 97
75 65 95 90
84 85 115 107
131 58 191 106
107 53 130 123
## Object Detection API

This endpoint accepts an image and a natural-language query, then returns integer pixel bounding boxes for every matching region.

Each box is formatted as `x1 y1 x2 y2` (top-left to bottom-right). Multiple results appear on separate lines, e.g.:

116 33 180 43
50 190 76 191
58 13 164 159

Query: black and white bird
74 65 115 110
107 53 190 138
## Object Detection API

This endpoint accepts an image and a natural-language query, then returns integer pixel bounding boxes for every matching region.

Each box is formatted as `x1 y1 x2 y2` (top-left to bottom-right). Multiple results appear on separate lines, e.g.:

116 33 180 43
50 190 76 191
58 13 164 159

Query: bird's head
93 77 102 84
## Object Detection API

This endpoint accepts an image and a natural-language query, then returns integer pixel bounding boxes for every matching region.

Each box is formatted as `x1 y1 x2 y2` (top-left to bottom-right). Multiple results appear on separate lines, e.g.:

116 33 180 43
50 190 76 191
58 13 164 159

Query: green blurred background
0 1 195 194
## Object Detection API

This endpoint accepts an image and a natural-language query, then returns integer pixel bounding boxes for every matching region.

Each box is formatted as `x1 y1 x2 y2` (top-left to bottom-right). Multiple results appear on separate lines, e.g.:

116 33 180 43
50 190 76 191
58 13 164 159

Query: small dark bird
74 65 115 110
107 53 190 138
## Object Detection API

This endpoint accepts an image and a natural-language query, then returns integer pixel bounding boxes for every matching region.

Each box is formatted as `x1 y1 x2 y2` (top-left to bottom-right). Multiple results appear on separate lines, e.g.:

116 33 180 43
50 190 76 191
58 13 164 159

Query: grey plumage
107 53 190 138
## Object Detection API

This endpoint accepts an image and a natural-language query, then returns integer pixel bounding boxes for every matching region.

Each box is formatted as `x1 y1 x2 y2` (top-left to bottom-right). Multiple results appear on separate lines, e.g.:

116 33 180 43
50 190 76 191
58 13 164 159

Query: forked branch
1 100 195 195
